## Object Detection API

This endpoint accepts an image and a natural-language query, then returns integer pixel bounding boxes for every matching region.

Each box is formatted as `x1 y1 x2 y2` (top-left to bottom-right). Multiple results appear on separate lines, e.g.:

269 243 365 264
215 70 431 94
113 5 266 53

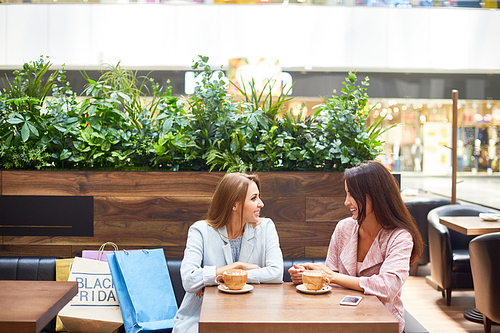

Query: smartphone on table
339 295 362 306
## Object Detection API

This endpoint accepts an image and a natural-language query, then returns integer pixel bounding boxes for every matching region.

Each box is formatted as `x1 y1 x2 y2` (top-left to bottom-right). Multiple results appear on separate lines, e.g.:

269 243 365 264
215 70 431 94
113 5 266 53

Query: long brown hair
205 172 261 231
344 160 423 265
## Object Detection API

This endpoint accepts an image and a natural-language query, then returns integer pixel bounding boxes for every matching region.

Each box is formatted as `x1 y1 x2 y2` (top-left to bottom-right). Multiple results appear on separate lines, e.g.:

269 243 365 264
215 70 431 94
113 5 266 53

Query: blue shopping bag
107 249 178 333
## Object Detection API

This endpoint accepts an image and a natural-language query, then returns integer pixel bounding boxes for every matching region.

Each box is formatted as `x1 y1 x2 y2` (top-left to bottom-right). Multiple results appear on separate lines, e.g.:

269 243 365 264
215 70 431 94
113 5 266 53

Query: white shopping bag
58 257 123 333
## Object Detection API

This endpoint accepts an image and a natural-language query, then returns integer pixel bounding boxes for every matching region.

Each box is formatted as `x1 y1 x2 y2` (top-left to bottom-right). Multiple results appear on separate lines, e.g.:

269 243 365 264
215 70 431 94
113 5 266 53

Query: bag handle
98 242 119 261
123 249 149 255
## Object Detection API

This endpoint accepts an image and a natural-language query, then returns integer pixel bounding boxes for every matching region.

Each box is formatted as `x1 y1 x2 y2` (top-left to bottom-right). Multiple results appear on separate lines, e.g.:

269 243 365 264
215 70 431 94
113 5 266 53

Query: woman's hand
288 264 306 285
302 262 332 273
216 262 260 276
235 262 261 270
302 263 363 292
288 263 335 285
302 262 335 282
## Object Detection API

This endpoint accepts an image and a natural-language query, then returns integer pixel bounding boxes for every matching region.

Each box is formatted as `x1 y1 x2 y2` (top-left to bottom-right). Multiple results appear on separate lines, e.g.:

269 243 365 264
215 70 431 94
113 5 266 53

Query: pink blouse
325 218 413 333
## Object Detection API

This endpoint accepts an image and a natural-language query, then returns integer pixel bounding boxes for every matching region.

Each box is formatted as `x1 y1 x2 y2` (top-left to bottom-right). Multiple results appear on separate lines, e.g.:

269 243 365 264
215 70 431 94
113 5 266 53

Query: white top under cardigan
172 218 284 333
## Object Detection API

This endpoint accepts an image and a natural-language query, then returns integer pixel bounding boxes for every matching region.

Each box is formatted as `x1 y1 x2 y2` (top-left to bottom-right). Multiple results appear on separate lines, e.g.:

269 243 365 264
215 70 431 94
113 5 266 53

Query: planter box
0 171 350 258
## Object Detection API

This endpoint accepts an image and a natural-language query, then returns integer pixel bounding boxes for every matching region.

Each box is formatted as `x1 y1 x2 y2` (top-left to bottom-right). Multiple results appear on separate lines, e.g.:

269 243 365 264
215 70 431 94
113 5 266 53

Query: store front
366 98 500 175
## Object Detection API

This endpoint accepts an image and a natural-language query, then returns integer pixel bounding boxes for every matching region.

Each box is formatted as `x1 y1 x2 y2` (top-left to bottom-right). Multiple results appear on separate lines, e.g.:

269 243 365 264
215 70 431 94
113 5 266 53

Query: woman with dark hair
173 172 283 333
289 160 423 333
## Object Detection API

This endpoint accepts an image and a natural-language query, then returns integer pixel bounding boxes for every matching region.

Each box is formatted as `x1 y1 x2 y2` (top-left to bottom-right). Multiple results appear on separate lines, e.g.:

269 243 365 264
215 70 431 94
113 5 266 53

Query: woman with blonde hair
289 161 423 333
173 172 283 333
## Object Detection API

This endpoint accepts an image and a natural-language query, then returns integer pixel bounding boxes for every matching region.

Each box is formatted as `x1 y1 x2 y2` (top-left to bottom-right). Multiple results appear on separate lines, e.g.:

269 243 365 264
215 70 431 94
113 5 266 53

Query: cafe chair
405 197 451 276
427 204 500 306
469 232 500 333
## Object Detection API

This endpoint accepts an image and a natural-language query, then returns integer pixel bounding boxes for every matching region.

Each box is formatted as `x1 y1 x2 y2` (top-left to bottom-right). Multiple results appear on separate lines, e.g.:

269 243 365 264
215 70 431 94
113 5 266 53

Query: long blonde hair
205 173 261 231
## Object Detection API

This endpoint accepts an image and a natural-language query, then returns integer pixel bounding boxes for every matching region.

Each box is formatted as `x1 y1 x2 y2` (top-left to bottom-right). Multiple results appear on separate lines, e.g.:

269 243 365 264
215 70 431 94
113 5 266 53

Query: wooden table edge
37 281 78 333
439 217 471 235
439 216 500 236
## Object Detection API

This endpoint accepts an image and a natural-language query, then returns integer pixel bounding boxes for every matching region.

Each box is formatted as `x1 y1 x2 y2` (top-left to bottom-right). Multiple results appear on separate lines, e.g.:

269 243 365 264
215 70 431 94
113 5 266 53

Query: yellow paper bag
56 258 74 332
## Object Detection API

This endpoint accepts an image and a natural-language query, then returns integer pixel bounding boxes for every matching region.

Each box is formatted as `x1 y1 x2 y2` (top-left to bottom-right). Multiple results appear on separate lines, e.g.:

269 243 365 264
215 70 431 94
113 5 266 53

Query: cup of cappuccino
215 269 248 290
302 270 330 291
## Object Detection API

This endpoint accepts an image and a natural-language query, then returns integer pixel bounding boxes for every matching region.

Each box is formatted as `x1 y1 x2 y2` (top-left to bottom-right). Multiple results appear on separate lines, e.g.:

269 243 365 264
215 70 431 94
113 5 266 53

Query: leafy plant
183 56 240 170
315 71 392 170
66 65 189 170
0 56 72 169
0 56 59 146
206 75 297 172
0 56 392 172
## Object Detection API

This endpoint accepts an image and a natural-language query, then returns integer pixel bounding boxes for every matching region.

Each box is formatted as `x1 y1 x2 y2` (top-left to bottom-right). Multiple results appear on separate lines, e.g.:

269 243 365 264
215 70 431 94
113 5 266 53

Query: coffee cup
216 269 248 290
302 270 330 291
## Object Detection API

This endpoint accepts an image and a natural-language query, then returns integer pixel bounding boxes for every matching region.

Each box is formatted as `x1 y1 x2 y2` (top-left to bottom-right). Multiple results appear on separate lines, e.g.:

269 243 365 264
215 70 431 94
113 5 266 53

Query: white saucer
218 284 254 294
479 213 500 221
296 284 332 294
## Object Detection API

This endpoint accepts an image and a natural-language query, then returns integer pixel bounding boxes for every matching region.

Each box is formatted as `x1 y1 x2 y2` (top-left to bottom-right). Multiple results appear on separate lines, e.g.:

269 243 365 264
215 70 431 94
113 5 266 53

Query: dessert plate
218 284 254 294
479 213 500 221
296 284 332 294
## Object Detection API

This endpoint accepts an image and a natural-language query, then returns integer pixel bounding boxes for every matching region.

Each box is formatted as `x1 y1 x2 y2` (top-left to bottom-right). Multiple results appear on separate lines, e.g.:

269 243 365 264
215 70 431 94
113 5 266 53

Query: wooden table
439 216 500 235
0 281 78 333
199 283 399 333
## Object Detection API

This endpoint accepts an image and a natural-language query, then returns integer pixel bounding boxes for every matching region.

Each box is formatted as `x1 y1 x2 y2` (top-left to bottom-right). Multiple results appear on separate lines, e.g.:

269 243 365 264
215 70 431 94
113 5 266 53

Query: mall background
1 3 500 176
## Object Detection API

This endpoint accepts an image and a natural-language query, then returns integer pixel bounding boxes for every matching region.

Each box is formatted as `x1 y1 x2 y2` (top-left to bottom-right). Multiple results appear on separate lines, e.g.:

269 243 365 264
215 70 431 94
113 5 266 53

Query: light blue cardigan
172 218 284 333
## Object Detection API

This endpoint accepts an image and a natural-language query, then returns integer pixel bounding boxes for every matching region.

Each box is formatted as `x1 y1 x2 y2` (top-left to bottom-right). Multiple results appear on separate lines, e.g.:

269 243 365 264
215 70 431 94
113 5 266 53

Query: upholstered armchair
405 197 451 275
427 204 500 306
469 232 500 333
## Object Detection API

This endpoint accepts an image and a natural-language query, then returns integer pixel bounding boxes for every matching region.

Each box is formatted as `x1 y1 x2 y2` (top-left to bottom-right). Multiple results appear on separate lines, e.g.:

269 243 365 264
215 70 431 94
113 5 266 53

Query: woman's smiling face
241 181 264 223
344 181 360 220
344 180 373 222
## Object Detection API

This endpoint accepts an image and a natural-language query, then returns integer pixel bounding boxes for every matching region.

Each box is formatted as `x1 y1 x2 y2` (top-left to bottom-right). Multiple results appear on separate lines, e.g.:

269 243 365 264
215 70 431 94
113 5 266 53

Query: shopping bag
82 242 119 262
58 257 124 333
55 258 75 332
107 249 178 333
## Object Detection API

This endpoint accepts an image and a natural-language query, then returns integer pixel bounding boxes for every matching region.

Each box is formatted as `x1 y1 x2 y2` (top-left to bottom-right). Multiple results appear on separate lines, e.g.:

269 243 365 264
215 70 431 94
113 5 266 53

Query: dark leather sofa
0 256 426 333
404 197 451 276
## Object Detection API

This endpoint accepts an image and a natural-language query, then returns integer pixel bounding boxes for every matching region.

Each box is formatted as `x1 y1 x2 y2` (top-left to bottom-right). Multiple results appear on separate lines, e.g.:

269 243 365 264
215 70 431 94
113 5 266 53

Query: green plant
206 76 297 172
0 56 392 171
315 71 392 170
64 65 189 170
0 56 72 169
185 56 240 170
0 56 59 146
0 141 51 170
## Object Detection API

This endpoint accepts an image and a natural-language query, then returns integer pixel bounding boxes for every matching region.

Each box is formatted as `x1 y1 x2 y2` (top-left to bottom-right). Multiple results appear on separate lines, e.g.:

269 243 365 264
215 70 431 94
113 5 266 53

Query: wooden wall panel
0 245 73 257
2 171 225 196
306 197 350 222
2 221 191 246
281 247 305 258
305 246 329 258
94 197 210 222
0 171 346 259
261 197 305 223
275 222 336 247
259 172 345 197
